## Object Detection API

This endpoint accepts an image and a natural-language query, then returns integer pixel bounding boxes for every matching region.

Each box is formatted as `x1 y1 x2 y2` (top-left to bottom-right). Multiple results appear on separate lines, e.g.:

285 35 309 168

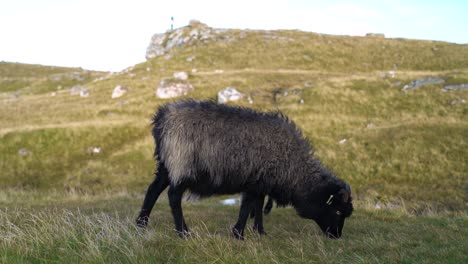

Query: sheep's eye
336 211 342 216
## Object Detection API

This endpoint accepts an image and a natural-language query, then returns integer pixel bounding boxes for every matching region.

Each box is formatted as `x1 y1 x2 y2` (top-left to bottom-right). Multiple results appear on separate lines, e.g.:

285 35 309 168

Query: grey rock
402 77 445 91
70 85 85 95
220 198 240 205
218 87 243 104
87 146 102 154
80 89 89 97
156 80 194 99
18 148 31 156
112 85 129 98
173 71 188 81
442 83 468 91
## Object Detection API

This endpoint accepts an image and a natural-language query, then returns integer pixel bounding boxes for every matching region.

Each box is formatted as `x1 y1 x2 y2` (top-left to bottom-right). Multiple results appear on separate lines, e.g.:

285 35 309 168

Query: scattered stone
129 73 137 77
366 122 375 128
18 148 31 156
111 85 129 99
87 146 102 154
51 92 56 97
402 77 445 91
283 91 289 97
299 99 305 104
366 33 385 38
191 69 198 73
247 96 254 104
12 90 21 99
156 80 194 99
173 71 189 81
146 67 151 72
80 89 89 97
339 139 348 144
70 85 85 95
450 98 466 106
186 56 195 62
380 71 395 78
214 69 224 74
442 83 468 91
218 87 243 104
220 198 240 205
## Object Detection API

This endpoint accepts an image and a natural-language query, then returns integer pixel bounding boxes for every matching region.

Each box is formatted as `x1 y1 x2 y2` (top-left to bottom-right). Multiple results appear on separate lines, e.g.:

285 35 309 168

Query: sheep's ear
339 185 351 203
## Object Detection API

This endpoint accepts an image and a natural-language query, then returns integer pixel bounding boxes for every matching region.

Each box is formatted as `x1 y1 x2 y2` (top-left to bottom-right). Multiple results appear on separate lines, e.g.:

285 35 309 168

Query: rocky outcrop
146 20 235 60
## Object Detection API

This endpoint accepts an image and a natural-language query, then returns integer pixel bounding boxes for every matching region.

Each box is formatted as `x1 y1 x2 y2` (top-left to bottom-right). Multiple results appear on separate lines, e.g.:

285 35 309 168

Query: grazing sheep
136 100 353 239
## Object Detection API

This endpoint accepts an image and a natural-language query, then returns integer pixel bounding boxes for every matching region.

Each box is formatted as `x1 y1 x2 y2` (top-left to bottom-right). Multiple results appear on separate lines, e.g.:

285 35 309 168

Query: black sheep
136 100 353 239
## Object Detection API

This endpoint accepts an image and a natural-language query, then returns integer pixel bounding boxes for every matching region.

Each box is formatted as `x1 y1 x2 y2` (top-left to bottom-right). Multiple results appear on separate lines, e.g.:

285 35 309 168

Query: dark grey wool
137 100 353 239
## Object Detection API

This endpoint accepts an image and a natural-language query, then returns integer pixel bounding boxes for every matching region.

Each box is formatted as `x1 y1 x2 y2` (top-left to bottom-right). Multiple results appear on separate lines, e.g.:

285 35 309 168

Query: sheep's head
297 183 353 239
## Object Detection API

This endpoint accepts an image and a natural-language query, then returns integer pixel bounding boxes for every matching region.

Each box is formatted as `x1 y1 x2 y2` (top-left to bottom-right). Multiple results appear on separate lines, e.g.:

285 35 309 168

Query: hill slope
0 25 467 210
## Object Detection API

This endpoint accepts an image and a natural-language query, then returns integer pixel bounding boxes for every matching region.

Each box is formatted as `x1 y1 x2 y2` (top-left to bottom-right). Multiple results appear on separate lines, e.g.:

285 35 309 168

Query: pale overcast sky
1 0 467 72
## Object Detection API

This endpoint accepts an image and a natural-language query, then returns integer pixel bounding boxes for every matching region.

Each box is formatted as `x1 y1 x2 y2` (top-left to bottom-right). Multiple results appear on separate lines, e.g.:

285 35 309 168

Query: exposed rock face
218 87 243 104
146 20 235 60
155 80 194 99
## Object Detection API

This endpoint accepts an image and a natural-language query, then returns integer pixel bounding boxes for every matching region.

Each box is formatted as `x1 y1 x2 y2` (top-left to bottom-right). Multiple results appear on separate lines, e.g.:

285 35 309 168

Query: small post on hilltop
171 16 174 31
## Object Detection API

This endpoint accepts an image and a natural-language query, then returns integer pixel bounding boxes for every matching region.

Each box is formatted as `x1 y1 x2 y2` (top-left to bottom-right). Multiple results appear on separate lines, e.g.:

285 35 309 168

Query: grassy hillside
0 27 467 262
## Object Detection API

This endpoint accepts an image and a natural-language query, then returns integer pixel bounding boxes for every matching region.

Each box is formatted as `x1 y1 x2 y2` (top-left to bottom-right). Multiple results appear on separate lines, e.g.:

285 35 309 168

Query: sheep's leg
253 195 266 235
264 196 274 215
136 163 170 227
168 184 190 238
232 192 256 240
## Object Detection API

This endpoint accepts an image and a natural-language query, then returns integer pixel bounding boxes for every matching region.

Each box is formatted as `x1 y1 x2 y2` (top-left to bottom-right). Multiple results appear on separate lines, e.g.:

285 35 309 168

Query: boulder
70 85 85 95
112 85 128 99
218 87 243 104
173 71 188 80
156 80 194 99
80 89 89 97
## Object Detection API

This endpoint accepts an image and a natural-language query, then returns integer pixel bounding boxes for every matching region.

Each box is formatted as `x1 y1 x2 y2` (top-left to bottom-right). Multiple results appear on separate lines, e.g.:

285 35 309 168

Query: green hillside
1 26 467 262
2 28 467 208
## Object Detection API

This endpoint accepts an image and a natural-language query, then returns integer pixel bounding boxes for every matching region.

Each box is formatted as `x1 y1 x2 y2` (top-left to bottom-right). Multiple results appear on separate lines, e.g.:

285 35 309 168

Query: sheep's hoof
232 227 245 240
136 216 148 228
253 226 267 235
176 230 192 239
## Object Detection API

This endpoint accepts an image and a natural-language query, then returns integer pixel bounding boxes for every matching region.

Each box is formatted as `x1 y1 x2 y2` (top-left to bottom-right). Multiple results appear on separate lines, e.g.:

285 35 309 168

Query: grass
0 191 466 263
0 26 467 262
